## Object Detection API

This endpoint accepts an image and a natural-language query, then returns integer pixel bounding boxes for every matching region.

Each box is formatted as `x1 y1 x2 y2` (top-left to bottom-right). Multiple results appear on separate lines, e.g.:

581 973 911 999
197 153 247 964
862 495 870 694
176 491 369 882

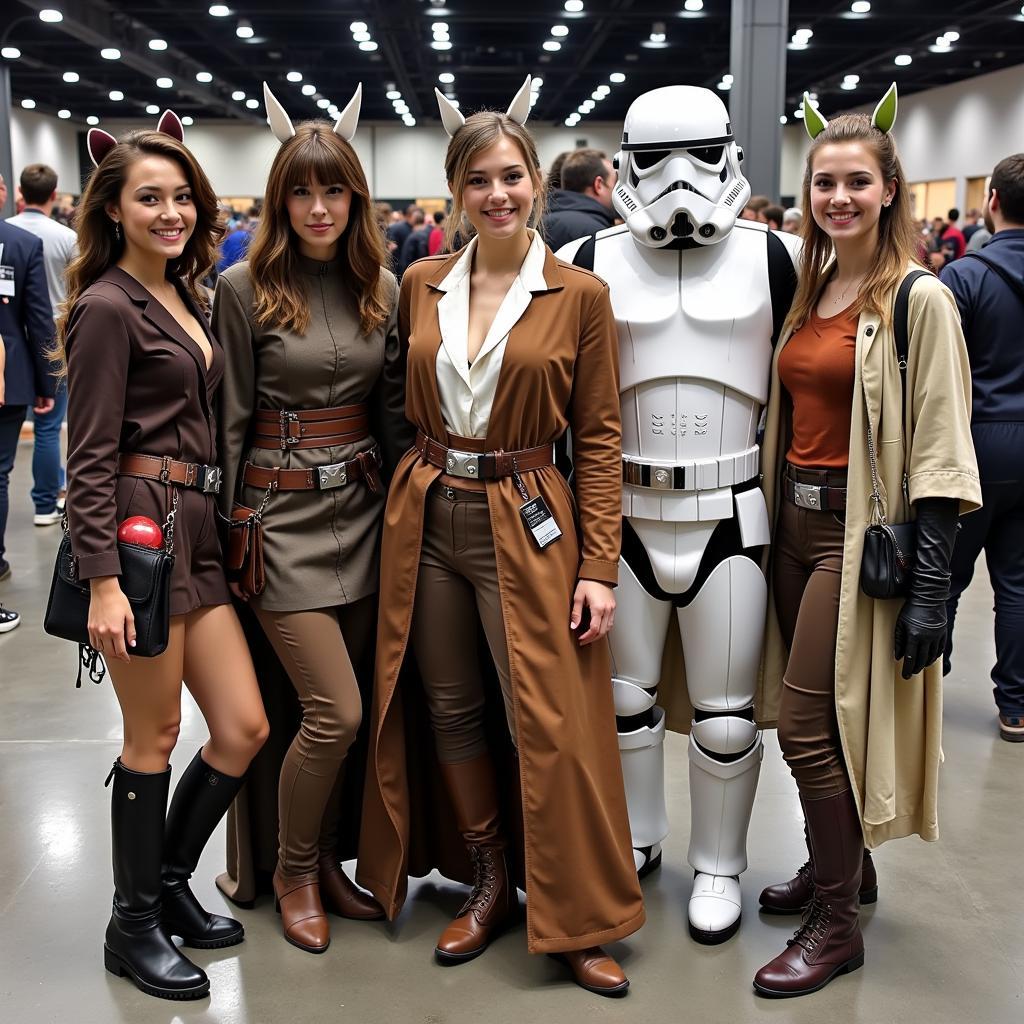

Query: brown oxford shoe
550 946 630 997
273 868 330 954
317 854 385 921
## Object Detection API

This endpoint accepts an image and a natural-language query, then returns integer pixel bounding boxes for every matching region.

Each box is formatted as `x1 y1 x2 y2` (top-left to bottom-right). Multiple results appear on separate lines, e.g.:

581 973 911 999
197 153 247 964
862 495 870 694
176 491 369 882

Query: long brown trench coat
757 268 981 848
356 244 646 954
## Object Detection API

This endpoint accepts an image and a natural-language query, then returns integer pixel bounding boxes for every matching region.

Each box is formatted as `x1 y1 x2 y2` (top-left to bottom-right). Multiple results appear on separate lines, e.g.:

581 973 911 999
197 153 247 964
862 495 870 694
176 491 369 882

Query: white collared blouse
433 229 548 438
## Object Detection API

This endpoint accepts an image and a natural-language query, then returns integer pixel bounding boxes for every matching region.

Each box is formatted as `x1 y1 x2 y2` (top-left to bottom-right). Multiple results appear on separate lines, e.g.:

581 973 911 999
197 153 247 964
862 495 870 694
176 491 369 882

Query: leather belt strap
116 453 222 494
414 431 553 480
251 404 370 450
784 477 847 511
242 444 383 493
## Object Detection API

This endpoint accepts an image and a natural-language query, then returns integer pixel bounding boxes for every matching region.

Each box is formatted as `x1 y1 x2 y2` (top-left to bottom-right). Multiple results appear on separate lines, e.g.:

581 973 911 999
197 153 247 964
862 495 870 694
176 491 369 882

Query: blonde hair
786 113 925 332
443 111 546 252
248 121 389 336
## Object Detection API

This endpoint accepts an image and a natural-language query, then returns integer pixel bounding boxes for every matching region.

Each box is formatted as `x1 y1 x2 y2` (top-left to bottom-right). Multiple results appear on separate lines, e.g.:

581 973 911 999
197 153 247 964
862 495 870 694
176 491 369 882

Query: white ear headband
434 74 534 137
262 81 363 144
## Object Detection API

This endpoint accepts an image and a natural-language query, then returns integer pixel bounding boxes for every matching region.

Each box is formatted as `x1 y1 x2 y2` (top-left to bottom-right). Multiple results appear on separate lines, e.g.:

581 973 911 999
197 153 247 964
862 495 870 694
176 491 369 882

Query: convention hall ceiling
5 0 1024 130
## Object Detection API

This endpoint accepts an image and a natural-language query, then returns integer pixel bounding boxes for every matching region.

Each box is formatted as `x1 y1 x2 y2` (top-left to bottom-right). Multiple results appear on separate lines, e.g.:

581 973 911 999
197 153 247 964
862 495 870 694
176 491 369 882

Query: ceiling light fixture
109 90 124 101
564 0 584 12
350 21 367 33
543 40 561 51
286 70 302 82
231 90 246 100
1 47 21 59
236 19 254 38
246 98 259 108
182 116 194 126
208 4 230 16
438 72 455 84
58 108 71 119
432 40 452 50
894 53 912 66
353 30 371 42
62 71 79 82
149 39 168 51
851 1 871 12
156 77 173 88
301 84 316 95
196 71 213 83
39 9 63 23
359 41 378 51
21 98 36 109
551 24 569 37
146 104 160 113
684 0 704 11
609 71 626 83
86 115 99 125
100 48 121 60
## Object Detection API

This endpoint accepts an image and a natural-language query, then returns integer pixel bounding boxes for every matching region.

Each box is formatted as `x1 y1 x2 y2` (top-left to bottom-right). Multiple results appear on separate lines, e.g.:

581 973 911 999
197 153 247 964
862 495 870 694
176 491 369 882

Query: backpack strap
962 251 1024 308
894 269 931 417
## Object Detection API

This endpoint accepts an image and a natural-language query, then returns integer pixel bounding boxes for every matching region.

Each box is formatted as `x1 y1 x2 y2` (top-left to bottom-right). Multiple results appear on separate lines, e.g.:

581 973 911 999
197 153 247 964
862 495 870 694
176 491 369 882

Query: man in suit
0 217 56 586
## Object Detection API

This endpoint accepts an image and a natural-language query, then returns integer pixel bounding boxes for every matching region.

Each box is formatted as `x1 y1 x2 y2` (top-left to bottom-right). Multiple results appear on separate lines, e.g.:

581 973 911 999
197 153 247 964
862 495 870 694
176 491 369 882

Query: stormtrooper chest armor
591 222 776 524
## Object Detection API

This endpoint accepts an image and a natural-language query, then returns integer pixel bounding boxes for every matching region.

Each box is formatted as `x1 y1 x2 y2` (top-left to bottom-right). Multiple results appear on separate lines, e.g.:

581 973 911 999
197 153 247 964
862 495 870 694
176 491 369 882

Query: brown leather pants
254 597 373 875
772 473 852 801
410 483 515 764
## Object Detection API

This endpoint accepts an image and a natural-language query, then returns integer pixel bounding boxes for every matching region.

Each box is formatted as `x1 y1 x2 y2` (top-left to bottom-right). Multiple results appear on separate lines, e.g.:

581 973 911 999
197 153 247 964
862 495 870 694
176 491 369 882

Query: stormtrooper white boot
618 706 670 878
686 728 762 944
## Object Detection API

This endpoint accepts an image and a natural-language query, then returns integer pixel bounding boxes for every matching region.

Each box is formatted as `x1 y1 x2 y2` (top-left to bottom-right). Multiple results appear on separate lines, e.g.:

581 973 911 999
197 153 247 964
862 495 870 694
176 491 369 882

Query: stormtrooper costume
557 86 799 944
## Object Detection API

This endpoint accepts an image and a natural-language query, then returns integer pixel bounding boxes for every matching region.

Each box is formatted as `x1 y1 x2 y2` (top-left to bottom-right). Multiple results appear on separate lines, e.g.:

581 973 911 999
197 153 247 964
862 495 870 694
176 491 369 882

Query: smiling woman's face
457 135 535 242
809 141 895 247
108 155 195 261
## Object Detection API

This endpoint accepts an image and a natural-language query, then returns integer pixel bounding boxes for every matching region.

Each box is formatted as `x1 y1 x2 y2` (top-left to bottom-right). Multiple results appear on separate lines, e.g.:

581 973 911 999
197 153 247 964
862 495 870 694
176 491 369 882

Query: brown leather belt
116 453 222 494
783 465 847 512
242 444 382 493
251 403 370 451
414 431 553 481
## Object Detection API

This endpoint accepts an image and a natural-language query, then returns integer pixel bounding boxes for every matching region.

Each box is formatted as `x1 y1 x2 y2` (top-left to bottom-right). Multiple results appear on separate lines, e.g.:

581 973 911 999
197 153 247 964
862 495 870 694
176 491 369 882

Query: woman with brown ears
59 114 269 1001
213 83 409 954
357 77 644 996
752 86 980 998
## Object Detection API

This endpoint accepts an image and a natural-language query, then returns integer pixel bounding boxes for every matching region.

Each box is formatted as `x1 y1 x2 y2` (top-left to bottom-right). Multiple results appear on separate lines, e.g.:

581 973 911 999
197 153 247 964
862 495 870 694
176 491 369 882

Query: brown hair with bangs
443 111 546 252
248 121 388 336
54 129 223 372
786 113 924 333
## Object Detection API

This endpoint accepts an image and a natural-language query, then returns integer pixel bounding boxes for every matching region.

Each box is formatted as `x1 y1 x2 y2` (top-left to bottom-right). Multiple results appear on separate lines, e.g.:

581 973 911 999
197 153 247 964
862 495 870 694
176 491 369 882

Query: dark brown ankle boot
754 791 865 998
434 755 518 965
317 853 385 920
273 868 330 954
759 822 878 914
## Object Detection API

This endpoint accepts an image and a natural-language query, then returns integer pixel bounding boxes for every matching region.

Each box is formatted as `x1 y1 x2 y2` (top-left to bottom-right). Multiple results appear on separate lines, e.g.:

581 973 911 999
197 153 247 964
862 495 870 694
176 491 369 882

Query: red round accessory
117 516 164 549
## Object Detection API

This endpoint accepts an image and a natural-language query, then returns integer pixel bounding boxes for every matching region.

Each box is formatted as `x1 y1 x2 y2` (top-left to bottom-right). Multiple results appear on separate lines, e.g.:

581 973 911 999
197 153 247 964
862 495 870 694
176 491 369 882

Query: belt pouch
227 504 266 598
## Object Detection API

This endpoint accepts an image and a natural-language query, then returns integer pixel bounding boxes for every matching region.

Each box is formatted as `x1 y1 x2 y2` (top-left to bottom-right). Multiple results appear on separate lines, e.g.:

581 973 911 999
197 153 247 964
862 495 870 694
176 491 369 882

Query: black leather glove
894 497 959 679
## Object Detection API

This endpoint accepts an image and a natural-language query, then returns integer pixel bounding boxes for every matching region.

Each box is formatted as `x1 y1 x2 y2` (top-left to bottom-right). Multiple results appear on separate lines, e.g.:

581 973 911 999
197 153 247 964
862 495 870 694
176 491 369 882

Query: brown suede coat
356 244 645 954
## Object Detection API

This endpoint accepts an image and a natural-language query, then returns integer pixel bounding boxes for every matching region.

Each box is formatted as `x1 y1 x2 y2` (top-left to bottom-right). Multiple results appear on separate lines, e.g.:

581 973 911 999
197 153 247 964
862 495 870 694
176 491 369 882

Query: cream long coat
757 267 981 849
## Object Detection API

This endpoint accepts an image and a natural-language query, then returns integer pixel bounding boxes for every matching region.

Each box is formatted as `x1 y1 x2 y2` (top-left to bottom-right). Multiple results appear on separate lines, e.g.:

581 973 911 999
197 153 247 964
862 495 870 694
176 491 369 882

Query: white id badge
0 266 15 298
519 495 562 550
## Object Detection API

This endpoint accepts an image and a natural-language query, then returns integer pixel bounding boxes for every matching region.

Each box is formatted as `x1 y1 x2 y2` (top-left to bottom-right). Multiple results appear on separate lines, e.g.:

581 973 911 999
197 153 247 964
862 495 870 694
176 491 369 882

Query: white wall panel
9 109 80 194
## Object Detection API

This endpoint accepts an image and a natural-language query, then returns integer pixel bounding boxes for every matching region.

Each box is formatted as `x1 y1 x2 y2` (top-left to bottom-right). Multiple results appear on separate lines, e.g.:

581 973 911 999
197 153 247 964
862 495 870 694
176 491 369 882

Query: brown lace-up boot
759 822 878 914
434 755 519 965
753 791 865 998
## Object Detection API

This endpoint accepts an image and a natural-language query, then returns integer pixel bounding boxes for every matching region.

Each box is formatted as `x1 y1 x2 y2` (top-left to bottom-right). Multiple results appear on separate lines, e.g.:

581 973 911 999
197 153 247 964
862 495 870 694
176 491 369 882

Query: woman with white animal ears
752 85 979 997
212 82 411 953
356 76 644 996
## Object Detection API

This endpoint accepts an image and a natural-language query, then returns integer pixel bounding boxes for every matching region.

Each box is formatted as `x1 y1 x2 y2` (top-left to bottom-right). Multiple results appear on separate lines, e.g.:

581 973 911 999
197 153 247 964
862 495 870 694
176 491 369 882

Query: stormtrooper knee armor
558 85 799 944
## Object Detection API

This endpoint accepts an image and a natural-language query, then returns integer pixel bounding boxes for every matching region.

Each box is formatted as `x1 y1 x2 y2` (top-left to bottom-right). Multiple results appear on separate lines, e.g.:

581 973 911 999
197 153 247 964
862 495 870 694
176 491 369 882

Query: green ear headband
802 82 898 140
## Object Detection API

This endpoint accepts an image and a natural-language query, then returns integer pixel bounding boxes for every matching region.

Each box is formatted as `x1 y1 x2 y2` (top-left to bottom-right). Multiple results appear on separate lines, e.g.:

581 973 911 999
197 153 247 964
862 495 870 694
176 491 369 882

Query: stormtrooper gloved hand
894 497 960 679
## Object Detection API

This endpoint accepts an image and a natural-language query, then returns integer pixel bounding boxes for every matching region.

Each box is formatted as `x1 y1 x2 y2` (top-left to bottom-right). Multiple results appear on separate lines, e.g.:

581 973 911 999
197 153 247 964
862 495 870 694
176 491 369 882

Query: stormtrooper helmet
613 86 751 247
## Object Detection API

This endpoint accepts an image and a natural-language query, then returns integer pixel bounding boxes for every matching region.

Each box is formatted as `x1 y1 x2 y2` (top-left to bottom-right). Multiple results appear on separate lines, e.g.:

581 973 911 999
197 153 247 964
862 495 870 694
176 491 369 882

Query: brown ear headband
87 110 185 167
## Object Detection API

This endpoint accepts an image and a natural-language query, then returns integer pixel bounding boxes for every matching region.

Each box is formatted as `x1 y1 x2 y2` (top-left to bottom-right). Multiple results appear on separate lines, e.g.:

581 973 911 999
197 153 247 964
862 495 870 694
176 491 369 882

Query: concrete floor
1 439 1021 1024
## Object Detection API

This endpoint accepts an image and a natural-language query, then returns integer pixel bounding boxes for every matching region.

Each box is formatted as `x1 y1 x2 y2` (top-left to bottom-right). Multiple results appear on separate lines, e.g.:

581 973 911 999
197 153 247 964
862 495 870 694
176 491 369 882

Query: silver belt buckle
444 449 481 479
791 481 823 509
198 465 222 494
317 462 349 490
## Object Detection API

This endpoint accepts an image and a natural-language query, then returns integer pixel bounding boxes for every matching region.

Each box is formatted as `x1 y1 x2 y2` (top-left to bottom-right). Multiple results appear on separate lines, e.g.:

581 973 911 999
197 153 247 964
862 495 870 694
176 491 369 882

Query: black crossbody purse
859 270 930 600
44 496 177 685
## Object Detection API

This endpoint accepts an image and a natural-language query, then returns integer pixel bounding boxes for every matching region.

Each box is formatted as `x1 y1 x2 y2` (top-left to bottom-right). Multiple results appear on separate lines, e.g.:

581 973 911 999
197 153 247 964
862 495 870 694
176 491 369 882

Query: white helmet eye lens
688 145 724 165
632 148 671 170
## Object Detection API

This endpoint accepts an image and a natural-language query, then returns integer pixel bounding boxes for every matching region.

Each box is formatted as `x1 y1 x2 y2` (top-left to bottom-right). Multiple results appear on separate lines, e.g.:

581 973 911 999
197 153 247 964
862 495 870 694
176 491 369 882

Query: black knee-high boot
162 751 246 948
103 760 209 1001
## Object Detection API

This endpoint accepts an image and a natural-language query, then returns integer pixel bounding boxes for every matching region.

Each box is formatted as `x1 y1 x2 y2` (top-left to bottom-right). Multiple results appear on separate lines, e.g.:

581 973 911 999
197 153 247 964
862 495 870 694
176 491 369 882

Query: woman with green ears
752 85 979 998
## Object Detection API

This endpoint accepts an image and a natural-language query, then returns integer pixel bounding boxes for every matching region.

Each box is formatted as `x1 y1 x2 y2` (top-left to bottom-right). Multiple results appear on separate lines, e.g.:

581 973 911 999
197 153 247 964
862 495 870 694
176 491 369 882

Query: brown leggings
772 490 852 801
254 597 373 876
410 483 515 764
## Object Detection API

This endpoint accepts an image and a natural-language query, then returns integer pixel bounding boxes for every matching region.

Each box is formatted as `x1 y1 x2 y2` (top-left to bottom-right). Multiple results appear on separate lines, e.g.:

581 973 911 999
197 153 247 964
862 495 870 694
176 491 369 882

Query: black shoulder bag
859 270 930 600
44 497 177 685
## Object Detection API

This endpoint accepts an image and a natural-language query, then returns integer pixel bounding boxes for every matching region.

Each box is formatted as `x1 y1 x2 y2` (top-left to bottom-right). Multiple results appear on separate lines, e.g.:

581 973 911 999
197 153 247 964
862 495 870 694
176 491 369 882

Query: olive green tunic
213 256 410 611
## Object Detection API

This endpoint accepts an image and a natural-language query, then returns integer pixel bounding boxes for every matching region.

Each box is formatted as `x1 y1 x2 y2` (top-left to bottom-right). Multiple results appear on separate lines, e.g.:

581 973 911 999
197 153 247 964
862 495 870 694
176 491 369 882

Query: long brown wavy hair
443 111 546 252
54 129 222 370
786 113 925 333
248 121 388 335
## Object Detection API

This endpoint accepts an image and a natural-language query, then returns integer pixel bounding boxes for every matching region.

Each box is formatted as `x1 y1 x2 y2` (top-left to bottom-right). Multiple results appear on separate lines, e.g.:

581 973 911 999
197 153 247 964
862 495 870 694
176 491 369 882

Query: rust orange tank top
778 308 857 469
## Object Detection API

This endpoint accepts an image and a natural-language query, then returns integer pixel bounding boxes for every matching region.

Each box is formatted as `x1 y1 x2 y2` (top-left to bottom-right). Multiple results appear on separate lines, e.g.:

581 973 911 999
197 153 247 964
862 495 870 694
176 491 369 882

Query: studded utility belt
251 403 370 451
242 444 383 494
783 463 848 512
116 453 222 494
414 430 554 482
622 445 760 492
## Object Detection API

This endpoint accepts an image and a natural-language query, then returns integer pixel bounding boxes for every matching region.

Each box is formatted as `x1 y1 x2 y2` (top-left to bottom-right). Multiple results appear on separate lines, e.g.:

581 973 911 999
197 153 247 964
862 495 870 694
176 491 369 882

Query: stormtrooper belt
622 445 760 491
